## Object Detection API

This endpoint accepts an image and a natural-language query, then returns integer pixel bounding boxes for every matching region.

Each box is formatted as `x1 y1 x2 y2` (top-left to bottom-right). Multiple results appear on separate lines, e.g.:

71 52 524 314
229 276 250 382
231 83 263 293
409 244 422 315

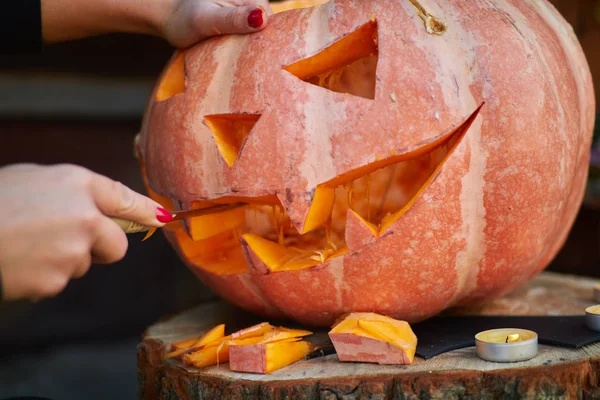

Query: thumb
201 5 268 37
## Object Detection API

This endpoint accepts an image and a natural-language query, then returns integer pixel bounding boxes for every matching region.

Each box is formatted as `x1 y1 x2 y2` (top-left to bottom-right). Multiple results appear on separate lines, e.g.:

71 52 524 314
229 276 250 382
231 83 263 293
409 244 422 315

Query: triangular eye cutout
284 20 378 99
204 114 261 167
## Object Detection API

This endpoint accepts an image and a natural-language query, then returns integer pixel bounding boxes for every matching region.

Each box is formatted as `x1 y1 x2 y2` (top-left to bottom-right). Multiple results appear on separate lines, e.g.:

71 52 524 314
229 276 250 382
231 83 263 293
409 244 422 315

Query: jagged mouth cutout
148 13 483 277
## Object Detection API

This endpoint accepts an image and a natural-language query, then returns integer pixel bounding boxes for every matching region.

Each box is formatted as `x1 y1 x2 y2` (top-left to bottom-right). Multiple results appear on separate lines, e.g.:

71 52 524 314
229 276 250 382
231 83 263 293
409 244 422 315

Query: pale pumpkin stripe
455 122 487 302
198 35 249 193
458 1 547 298
501 0 568 187
403 0 486 302
328 257 345 309
303 0 334 55
298 89 346 192
297 4 339 192
445 3 487 303
204 35 249 114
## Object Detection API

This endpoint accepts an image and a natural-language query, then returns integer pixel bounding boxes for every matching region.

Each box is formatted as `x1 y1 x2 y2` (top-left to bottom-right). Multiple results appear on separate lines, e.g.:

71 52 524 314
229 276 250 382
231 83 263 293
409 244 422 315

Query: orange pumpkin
136 0 595 326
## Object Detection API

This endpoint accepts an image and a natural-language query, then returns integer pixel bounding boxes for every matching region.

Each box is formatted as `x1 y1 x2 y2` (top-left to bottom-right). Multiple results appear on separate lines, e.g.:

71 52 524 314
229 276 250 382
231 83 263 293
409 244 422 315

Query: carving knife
111 202 247 234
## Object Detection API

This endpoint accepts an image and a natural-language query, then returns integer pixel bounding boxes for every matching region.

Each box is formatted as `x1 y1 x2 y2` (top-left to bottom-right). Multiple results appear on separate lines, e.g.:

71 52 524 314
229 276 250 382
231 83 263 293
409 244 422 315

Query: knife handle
111 217 151 233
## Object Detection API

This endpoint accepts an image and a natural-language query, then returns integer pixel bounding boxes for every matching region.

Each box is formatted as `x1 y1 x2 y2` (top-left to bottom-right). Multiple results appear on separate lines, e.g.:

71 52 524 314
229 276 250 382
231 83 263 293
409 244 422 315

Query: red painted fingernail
156 207 173 223
248 8 264 28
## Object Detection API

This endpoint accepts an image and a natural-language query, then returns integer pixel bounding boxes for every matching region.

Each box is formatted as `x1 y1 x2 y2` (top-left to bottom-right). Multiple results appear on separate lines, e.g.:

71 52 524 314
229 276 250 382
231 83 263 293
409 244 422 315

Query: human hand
41 0 273 48
161 0 273 48
0 163 171 302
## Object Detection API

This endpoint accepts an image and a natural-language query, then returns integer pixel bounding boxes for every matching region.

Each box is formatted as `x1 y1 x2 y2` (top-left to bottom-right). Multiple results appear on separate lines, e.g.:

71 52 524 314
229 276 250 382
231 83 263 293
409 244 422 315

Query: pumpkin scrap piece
258 326 313 343
229 328 313 374
168 322 313 373
329 312 417 365
183 336 264 368
231 322 273 339
165 323 225 360
181 323 273 368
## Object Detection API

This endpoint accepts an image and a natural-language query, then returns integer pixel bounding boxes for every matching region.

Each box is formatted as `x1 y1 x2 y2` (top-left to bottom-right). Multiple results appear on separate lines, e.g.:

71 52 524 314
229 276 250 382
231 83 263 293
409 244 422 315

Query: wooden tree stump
137 272 600 399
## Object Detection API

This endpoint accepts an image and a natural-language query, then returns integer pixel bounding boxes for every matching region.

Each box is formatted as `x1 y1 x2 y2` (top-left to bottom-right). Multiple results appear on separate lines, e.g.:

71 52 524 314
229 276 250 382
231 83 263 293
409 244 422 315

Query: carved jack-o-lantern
136 0 595 326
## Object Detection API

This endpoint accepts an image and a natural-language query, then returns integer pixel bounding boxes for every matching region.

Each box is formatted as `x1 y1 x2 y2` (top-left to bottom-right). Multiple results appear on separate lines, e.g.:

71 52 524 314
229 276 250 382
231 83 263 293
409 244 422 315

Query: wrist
141 0 179 37
41 0 177 43
116 0 177 37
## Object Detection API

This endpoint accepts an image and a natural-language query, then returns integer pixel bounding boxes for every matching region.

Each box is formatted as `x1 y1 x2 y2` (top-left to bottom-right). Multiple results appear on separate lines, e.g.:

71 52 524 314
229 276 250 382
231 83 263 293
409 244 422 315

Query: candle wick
505 336 509 343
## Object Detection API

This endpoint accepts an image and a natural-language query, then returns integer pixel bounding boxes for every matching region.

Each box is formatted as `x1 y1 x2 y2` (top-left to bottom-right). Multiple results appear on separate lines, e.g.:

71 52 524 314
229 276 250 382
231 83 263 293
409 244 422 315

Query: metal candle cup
585 305 600 332
475 328 538 362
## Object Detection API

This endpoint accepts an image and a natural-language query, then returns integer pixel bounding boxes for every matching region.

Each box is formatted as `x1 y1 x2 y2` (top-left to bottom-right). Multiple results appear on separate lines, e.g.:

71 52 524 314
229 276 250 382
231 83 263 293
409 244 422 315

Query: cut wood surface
138 272 600 399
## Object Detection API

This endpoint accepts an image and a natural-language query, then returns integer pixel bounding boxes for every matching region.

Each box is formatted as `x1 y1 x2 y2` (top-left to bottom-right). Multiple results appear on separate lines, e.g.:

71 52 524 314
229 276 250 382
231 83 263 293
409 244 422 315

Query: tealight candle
585 305 600 332
594 284 600 303
475 328 538 362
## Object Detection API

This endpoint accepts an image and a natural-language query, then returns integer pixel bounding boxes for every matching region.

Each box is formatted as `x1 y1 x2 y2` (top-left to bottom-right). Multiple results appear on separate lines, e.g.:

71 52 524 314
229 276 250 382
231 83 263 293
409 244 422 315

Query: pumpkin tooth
241 233 322 273
277 186 335 235
344 210 378 252
301 186 336 234
240 235 271 275
241 233 347 273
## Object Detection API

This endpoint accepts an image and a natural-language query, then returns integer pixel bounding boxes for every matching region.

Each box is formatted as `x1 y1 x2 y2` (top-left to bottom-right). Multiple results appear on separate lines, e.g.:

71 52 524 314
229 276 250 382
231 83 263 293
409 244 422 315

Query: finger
72 248 93 278
90 215 129 265
198 5 269 37
246 0 273 16
88 172 171 227
261 1 274 16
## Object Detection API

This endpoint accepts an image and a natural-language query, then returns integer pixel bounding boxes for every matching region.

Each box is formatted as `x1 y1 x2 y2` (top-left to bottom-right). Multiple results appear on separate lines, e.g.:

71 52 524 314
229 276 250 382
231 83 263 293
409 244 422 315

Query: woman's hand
41 0 273 48
0 163 170 302
161 0 273 48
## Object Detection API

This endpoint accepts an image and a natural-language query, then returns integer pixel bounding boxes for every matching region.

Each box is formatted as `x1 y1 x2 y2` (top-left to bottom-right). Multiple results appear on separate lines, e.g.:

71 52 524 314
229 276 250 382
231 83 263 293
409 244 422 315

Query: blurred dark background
0 0 599 399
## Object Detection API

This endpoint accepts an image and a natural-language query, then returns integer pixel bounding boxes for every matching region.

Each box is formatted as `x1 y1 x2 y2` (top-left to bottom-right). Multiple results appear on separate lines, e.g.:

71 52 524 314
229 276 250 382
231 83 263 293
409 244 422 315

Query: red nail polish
156 207 173 223
248 8 264 28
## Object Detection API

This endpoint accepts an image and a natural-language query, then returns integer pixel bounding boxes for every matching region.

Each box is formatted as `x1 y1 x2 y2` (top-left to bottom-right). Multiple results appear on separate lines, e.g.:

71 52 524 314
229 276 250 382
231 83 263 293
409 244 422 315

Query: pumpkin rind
137 0 595 326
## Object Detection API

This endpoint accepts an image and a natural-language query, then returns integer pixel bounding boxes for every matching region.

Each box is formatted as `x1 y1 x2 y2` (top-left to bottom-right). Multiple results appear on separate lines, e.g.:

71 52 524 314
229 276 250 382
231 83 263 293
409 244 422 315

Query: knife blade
111 202 247 234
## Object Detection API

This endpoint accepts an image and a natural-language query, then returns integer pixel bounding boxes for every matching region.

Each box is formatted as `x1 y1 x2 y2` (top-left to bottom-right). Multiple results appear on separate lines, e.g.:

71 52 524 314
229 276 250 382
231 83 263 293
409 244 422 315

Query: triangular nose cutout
204 114 261 167
283 20 378 99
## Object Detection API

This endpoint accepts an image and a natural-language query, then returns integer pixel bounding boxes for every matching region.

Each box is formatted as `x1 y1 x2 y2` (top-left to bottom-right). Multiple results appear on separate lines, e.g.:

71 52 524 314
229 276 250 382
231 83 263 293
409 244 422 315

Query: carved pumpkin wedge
135 0 595 326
